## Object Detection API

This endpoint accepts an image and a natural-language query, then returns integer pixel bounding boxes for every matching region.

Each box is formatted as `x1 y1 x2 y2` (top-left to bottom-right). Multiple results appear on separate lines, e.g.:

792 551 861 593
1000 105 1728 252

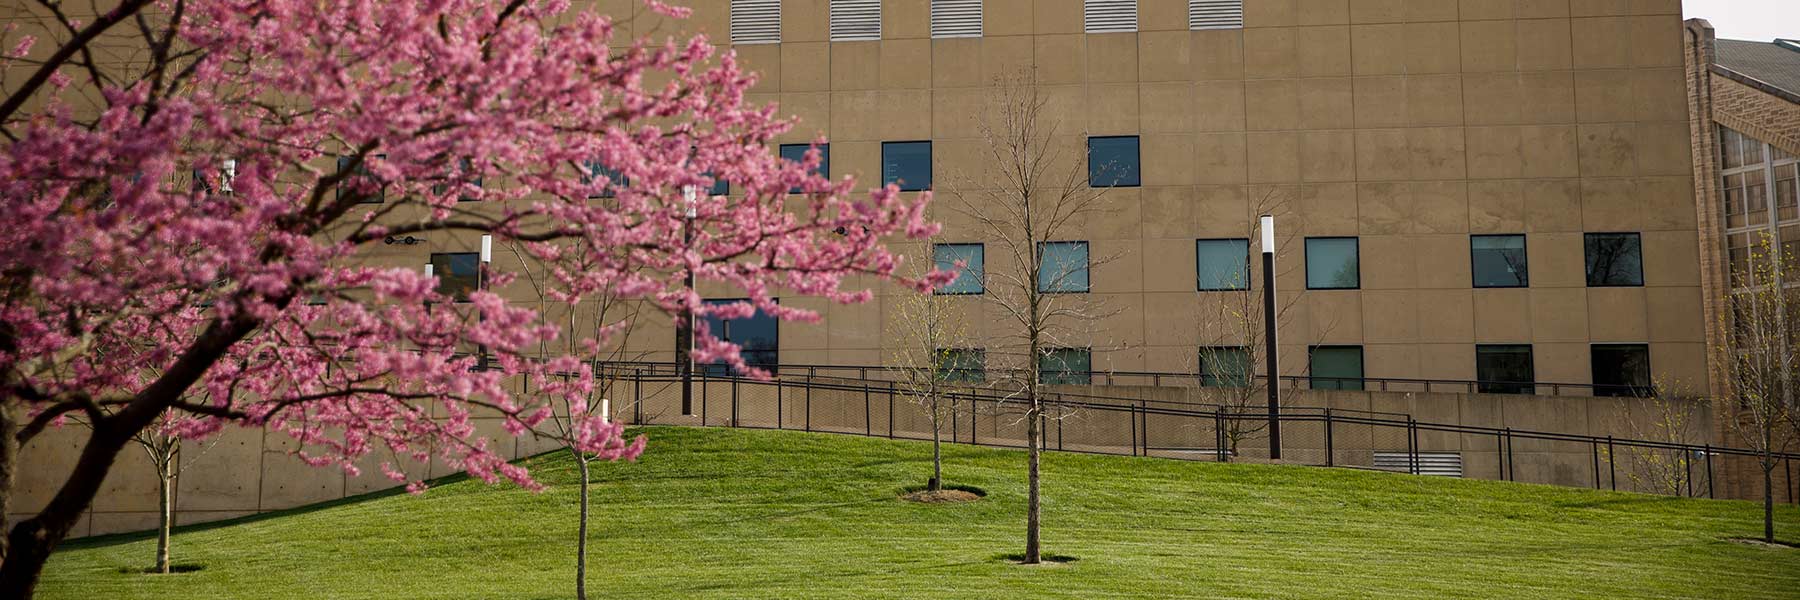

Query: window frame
1469 234 1530 289
1308 345 1365 391
936 348 986 383
1036 241 1092 294
1590 343 1652 398
779 143 831 194
933 243 986 295
881 140 933 192
1304 237 1361 291
1583 232 1645 288
1039 348 1093 385
1198 345 1252 388
429 252 481 303
336 154 387 204
1474 344 1535 395
1086 135 1142 188
1196 238 1251 292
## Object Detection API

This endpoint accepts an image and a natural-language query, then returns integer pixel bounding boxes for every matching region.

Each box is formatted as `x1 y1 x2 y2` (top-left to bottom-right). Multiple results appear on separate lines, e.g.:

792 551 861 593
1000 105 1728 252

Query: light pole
1260 214 1281 461
680 186 698 416
479 234 492 369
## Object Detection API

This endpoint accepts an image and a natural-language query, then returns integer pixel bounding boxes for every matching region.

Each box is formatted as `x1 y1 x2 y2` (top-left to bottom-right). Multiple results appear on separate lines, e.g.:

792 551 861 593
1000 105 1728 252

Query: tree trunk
1766 461 1776 544
576 455 591 600
0 419 135 599
929 397 943 492
0 405 18 566
155 463 172 574
1023 394 1041 565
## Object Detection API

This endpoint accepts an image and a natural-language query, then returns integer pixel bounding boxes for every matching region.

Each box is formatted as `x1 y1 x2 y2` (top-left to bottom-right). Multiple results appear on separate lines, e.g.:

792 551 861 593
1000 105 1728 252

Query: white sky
1683 0 1799 42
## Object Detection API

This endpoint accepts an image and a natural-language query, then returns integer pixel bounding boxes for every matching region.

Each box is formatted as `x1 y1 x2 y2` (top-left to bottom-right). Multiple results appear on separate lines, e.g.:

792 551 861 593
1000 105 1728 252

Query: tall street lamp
680 186 698 417
1260 214 1282 461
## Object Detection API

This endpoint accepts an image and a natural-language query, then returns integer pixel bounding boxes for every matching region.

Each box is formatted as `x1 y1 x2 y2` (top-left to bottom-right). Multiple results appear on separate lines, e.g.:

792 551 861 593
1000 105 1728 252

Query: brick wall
1713 76 1800 157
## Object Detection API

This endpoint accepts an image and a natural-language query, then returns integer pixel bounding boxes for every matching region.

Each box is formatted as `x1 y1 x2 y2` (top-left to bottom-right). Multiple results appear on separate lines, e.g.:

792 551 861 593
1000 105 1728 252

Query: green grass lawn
38 426 1800 599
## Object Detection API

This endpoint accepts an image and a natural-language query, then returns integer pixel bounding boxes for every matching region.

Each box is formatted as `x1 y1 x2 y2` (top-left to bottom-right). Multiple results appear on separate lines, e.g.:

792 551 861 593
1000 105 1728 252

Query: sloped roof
1715 38 1800 99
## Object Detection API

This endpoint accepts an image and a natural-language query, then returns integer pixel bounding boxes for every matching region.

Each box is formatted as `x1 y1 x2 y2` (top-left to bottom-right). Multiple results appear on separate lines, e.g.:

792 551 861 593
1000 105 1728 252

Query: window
1470 234 1528 288
1309 346 1363 391
1196 238 1250 291
937 348 985 383
1038 241 1090 293
1189 0 1243 30
933 243 985 295
830 0 881 41
1475 345 1534 395
1040 348 1092 385
1087 136 1140 188
930 0 982 38
691 299 780 375
882 141 932 192
581 159 626 199
1584 233 1643 287
1591 344 1650 398
432 158 482 202
336 155 385 203
730 0 781 44
780 143 830 193
706 172 730 197
1305 237 1360 290
429 253 480 302
1199 346 1251 387
1084 0 1137 33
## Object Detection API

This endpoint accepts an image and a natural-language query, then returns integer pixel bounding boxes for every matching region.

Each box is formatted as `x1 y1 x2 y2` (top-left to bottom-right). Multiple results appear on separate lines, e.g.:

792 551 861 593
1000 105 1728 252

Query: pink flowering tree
0 0 944 595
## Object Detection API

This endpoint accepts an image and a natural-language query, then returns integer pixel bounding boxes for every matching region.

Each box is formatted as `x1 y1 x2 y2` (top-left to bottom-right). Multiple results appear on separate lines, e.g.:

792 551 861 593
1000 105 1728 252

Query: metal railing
590 363 1799 503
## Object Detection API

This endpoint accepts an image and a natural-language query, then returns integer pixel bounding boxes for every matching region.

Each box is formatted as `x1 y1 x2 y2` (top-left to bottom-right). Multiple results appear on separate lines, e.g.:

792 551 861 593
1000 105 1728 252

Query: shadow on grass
992 552 1079 565
1551 495 1690 510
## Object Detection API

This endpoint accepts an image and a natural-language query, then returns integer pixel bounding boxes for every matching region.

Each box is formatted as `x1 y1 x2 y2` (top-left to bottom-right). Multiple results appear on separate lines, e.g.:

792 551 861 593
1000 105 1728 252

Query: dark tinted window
1199 346 1251 387
582 159 626 199
1197 239 1250 291
429 252 480 302
696 299 780 375
1585 233 1644 287
1309 346 1364 391
937 349 985 383
1038 242 1090 293
432 158 482 202
1305 238 1360 290
1087 136 1141 187
1592 344 1651 397
779 143 830 193
1039 348 1092 385
1476 345 1534 394
882 141 933 191
337 155 386 203
1471 235 1528 288
934 243 985 295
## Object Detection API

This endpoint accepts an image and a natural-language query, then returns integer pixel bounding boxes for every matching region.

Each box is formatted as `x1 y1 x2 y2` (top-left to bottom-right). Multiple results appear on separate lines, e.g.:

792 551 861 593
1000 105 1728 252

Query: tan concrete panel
1140 30 1194 81
1570 17 1631 69
1417 233 1477 288
736 44 782 94
1297 78 1355 130
1246 0 1299 26
882 0 929 39
1355 129 1411 180
259 448 345 511
1144 136 1199 186
1244 26 1299 79
779 42 830 92
1518 125 1580 178
879 39 931 90
1632 67 1688 122
1642 230 1702 287
1297 0 1353 25
1646 286 1705 343
1459 0 1516 21
1350 0 1407 24
1404 22 1463 74
1245 79 1302 130
1519 0 1573 19
1467 126 1524 180
1086 188 1146 240
930 87 986 140
1363 290 1421 342
1575 123 1638 178
1194 80 1249 132
930 38 982 88
1473 288 1533 342
1193 30 1247 80
1035 34 1088 85
90 512 159 537
1468 180 1527 233
1308 291 1365 342
985 0 1036 36
1518 70 1577 124
1578 177 1643 232
1297 26 1354 77
830 140 879 184
1649 342 1708 389
782 0 829 43
1087 83 1141 135
1351 24 1406 75
1628 14 1683 68
1141 83 1198 133
1527 232 1586 287
1357 182 1414 235
1299 130 1357 183
982 35 1036 83
1586 286 1649 341
1365 343 1421 382
1408 127 1468 180
1529 287 1590 342
1571 0 1630 16
1195 184 1254 231
875 88 933 141
1574 69 1636 123
1633 121 1692 177
1142 185 1202 239
830 41 880 91
1142 239 1202 294
1407 74 1466 127
1353 76 1408 128
1034 0 1083 35
176 428 262 512
1463 73 1524 126
1087 33 1141 83
1247 132 1302 184
1522 178 1583 232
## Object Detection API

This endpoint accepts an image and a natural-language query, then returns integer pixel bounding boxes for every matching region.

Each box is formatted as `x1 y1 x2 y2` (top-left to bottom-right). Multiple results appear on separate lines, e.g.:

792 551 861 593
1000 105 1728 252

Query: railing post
1324 408 1334 467
1504 428 1514 482
1214 410 1226 462
1140 400 1150 457
1129 400 1139 457
1057 413 1064 451
633 369 643 425
1407 417 1419 475
1591 441 1600 489
1704 444 1713 499
701 370 709 426
864 383 872 437
1607 436 1616 491
887 382 895 439
804 375 813 432
971 398 978 446
1685 451 1694 498
776 376 784 430
731 376 739 427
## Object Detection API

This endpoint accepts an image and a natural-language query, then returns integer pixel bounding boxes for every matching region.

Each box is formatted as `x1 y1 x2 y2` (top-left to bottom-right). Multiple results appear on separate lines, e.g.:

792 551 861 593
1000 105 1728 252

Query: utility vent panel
931 0 983 38
1189 0 1244 30
730 0 781 44
830 0 883 41
1373 452 1464 477
1084 0 1137 34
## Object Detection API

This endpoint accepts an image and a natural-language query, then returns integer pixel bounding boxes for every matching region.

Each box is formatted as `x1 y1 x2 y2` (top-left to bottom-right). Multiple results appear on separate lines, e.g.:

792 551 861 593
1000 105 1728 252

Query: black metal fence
590 363 1799 503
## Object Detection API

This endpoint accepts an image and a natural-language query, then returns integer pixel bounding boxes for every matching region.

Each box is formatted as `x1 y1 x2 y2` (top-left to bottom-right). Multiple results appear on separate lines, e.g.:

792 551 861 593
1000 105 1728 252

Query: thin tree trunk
1024 392 1041 565
1766 458 1777 544
0 405 18 566
930 396 943 492
576 455 591 600
155 459 172 574
0 419 136 599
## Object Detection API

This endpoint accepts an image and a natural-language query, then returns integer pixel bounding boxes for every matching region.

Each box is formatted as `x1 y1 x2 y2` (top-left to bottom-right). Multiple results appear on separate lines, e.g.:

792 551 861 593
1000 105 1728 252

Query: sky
1683 0 1799 42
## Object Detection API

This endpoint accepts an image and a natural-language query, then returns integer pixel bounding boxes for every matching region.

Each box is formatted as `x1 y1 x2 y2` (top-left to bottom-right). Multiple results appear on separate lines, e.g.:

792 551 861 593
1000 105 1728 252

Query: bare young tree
1713 230 1799 543
886 256 974 493
951 69 1121 564
1603 382 1704 496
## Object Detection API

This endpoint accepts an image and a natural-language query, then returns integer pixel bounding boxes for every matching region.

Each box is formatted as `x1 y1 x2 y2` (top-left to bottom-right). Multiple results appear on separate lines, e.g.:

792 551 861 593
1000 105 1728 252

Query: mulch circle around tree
119 564 205 575
994 552 1080 566
898 483 987 504
1728 537 1798 549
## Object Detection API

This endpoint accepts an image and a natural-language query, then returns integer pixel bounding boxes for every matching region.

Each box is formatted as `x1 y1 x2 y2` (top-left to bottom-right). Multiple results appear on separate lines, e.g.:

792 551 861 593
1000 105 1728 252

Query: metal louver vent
731 0 781 45
830 0 882 41
931 0 982 38
1373 452 1464 477
1084 0 1137 34
1189 0 1243 30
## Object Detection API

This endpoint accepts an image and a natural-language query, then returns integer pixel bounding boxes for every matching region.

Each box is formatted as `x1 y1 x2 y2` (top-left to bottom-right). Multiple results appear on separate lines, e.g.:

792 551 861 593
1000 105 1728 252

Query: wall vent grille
1084 0 1138 34
931 0 983 38
730 0 781 44
1189 0 1243 30
830 0 883 41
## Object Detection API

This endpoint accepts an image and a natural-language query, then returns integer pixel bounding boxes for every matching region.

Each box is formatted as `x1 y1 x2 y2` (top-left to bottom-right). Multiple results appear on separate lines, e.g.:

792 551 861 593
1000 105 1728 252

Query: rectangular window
705 172 730 197
882 141 933 192
581 160 626 199
1475 345 1534 395
933 243 985 295
1199 346 1251 388
432 158 482 202
780 143 830 193
1087 136 1141 188
731 0 781 45
1040 348 1092 385
1305 237 1360 290
1309 346 1364 391
1037 241 1090 293
1470 234 1528 288
336 155 385 203
1189 0 1243 30
693 299 780 375
1084 0 1137 33
429 252 480 302
1196 238 1250 291
937 348 986 383
1591 344 1651 398
1584 232 1644 287
829 0 882 41
930 0 982 38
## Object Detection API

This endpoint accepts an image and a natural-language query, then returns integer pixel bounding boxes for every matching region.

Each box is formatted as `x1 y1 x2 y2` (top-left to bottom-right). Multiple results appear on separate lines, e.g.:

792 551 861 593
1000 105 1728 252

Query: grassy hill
37 426 1800 599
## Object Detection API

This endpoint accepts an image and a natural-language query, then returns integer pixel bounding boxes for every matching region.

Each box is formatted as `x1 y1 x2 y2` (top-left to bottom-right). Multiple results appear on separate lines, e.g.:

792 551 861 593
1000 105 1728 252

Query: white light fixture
479 234 493 263
683 185 698 219
1260 214 1275 254
600 398 611 424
